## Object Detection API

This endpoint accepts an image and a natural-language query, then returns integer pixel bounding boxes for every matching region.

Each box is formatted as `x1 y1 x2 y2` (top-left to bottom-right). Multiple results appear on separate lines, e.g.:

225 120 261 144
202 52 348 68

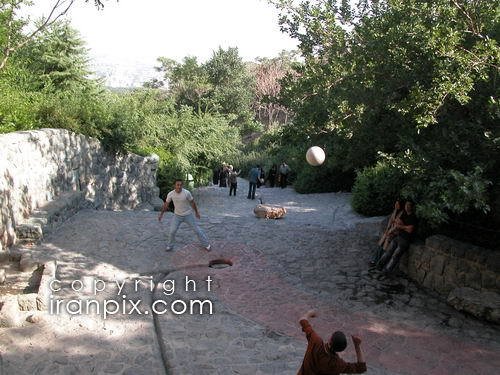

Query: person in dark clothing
228 165 240 196
257 166 265 188
219 165 228 187
268 164 277 187
212 166 220 185
298 309 367 375
247 165 260 200
279 162 290 188
377 200 417 274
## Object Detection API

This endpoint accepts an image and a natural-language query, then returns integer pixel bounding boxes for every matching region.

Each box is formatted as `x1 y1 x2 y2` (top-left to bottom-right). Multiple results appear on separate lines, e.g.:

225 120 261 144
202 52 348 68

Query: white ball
306 146 325 166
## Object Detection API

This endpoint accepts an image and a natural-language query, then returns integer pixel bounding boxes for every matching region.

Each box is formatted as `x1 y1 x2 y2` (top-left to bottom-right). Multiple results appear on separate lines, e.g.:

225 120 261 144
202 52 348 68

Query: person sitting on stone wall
376 200 418 274
297 309 367 375
369 198 404 266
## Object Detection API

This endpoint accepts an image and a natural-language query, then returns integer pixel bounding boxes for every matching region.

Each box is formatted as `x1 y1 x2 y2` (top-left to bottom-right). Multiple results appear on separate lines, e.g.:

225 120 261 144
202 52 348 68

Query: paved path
0 179 499 374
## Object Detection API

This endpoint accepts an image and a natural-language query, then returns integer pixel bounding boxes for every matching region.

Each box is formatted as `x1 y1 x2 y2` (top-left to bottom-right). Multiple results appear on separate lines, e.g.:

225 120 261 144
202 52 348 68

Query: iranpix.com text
48 275 214 319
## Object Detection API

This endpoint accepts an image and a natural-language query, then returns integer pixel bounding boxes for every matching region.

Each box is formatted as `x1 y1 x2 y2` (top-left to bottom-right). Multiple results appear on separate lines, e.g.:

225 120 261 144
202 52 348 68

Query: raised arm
352 335 364 364
299 309 317 322
335 336 367 374
298 310 320 342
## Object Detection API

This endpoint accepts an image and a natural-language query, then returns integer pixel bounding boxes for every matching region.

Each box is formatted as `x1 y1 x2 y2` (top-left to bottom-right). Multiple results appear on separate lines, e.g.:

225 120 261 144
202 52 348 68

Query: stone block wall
400 235 499 295
0 128 161 249
400 234 500 323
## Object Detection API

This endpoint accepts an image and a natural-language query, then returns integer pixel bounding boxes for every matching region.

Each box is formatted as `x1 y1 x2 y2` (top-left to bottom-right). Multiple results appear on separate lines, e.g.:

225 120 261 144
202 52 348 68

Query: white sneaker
205 244 211 252
166 246 173 252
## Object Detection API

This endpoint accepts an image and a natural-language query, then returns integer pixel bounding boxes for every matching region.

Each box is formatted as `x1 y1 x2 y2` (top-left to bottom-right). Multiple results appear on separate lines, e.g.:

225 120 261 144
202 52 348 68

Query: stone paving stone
0 178 498 374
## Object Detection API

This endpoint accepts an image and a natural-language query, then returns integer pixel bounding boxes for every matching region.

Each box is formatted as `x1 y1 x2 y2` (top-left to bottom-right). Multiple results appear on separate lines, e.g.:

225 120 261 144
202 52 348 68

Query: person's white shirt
166 188 194 216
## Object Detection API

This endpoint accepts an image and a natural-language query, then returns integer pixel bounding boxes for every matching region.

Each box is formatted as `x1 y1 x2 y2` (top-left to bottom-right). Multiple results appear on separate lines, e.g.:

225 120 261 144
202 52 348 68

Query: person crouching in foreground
298 309 366 375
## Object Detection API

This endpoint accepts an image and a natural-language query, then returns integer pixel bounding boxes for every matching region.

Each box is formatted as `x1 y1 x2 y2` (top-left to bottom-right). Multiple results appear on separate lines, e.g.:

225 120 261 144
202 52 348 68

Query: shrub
0 86 41 132
138 146 181 198
294 162 355 194
351 161 405 216
403 166 492 227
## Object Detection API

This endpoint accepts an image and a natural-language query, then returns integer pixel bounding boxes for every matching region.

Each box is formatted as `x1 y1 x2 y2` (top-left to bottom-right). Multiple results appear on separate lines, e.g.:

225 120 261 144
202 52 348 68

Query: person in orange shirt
298 310 367 375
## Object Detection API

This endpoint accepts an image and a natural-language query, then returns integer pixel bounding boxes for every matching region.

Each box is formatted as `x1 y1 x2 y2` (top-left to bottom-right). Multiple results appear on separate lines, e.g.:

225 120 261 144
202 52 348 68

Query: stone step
14 223 43 243
15 191 85 243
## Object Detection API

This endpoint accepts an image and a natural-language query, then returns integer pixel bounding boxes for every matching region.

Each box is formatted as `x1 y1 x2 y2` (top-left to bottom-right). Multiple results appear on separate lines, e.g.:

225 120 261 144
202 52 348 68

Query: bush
138 146 181 198
0 85 41 132
351 161 405 216
294 162 355 194
37 95 81 132
403 166 492 227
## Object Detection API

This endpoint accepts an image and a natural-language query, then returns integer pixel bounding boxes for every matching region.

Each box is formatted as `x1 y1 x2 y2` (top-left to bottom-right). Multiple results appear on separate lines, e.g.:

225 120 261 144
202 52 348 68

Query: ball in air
306 146 326 166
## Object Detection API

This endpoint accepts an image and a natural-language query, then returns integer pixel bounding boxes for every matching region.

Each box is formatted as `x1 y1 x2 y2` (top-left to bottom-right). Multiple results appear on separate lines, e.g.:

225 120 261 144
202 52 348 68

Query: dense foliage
150 47 259 133
269 0 499 234
351 161 405 216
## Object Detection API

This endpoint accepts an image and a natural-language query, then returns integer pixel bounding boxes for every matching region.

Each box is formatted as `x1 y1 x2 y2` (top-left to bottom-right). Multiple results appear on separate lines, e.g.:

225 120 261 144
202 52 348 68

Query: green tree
153 47 258 134
0 0 109 71
153 56 212 114
19 21 93 91
270 0 499 227
203 47 256 127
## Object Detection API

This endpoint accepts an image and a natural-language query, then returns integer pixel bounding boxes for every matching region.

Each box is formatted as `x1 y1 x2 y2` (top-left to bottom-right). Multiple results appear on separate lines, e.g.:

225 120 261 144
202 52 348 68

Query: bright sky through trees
27 0 298 86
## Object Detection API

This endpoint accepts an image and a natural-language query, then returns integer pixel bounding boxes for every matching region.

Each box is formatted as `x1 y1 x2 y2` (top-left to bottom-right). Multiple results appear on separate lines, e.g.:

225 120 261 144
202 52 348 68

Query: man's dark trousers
230 183 237 196
279 173 287 188
247 182 257 199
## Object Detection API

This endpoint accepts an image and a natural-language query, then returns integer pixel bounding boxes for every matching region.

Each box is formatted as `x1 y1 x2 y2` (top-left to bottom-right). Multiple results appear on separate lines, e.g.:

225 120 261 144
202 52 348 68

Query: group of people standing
247 162 291 199
212 162 292 200
248 162 291 190
212 164 241 196
370 199 418 275
266 162 291 189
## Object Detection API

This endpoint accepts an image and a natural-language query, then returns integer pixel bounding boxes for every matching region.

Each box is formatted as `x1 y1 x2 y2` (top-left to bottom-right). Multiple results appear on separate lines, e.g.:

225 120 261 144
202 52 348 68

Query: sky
27 0 298 86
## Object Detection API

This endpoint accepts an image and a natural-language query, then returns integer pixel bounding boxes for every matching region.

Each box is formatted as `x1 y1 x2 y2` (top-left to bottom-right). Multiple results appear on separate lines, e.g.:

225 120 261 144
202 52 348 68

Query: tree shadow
1 318 165 374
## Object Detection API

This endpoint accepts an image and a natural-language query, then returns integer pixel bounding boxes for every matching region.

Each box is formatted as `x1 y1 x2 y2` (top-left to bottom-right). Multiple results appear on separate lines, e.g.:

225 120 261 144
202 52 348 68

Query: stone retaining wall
0 128 162 249
400 235 500 323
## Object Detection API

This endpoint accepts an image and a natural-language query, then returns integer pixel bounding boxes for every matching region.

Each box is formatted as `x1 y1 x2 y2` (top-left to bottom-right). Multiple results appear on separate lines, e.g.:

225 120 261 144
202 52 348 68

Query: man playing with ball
158 179 211 252
298 309 367 374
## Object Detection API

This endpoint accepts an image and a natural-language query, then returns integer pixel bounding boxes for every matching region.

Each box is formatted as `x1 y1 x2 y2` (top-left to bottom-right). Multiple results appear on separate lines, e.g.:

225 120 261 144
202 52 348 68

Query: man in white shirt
158 179 211 251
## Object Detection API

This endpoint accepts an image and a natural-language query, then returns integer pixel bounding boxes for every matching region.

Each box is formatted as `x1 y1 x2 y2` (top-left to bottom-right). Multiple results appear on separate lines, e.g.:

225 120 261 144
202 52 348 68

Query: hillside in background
90 56 162 88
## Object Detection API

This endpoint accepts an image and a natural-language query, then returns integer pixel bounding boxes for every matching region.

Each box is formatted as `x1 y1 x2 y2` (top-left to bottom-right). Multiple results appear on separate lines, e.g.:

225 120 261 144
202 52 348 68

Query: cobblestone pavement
0 179 499 374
